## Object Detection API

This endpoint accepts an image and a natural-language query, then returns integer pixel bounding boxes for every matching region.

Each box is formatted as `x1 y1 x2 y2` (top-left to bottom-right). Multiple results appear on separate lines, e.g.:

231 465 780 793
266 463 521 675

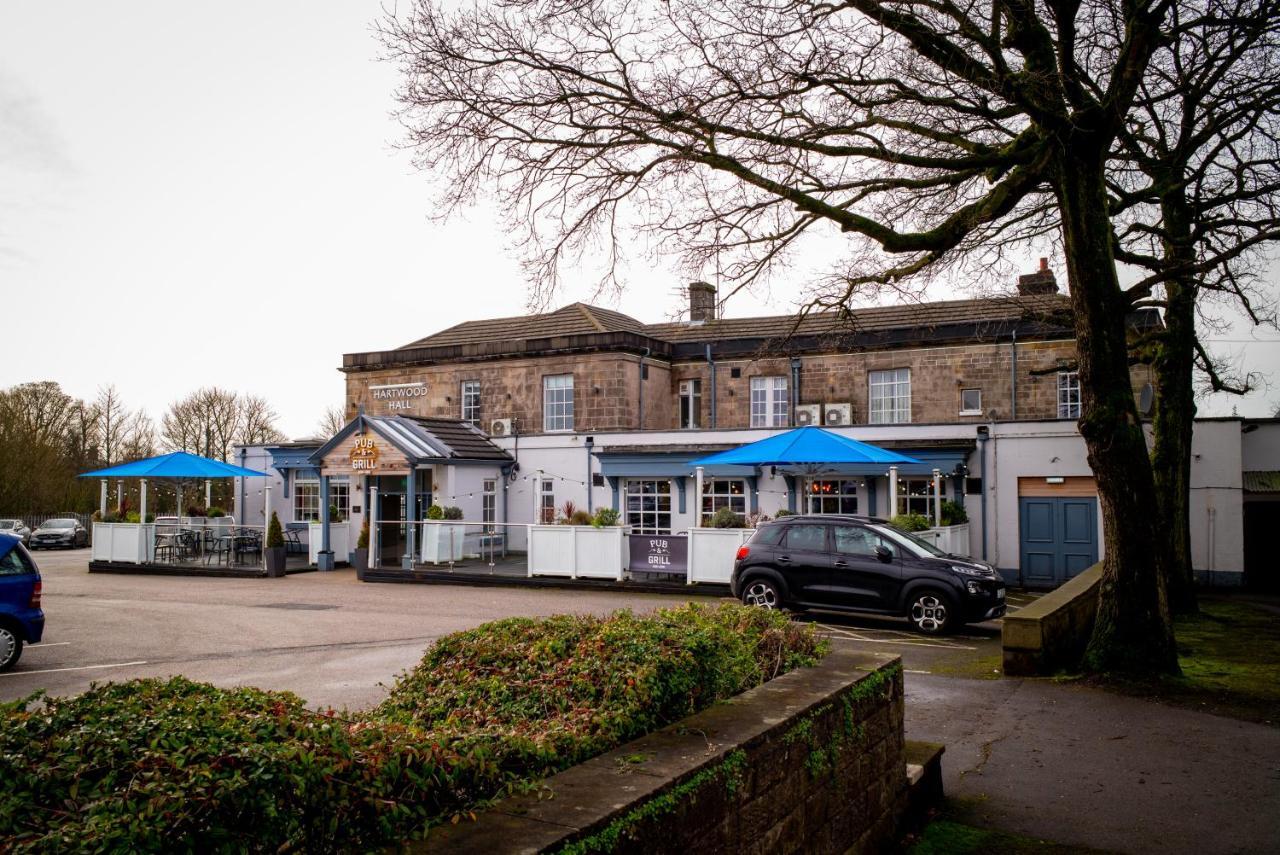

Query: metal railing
369 520 523 573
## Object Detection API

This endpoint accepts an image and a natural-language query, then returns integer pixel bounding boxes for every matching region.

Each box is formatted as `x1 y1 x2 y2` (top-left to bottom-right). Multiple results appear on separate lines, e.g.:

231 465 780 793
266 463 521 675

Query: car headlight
950 564 995 579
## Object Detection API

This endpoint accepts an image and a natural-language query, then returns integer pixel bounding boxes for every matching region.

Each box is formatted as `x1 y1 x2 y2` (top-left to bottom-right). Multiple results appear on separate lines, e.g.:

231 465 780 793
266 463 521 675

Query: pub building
234 271 1273 589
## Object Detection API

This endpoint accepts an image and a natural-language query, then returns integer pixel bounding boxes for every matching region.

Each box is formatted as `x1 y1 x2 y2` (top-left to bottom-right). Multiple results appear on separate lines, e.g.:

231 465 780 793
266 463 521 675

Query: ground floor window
808 479 859 515
329 477 350 521
482 479 496 530
896 477 934 516
626 479 672 534
540 479 556 524
294 473 319 522
701 478 746 525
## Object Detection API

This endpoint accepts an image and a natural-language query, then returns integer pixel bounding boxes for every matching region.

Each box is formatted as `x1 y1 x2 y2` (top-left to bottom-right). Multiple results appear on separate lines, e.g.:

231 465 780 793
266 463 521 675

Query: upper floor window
543 374 574 432
1058 370 1081 419
869 368 911 424
960 388 982 416
679 379 702 429
461 380 481 425
750 376 789 427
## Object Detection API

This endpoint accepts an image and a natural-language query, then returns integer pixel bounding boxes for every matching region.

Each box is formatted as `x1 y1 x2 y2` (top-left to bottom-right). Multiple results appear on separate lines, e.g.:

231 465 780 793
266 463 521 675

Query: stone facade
345 339 1155 434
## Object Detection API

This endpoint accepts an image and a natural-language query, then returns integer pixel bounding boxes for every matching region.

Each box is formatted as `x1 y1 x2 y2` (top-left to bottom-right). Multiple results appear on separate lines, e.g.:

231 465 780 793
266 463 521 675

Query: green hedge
0 604 825 853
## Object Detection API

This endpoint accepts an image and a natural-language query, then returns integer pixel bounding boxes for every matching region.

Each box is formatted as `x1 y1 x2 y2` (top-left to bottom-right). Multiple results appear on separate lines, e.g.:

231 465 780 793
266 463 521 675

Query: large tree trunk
1150 185 1199 615
1052 141 1179 674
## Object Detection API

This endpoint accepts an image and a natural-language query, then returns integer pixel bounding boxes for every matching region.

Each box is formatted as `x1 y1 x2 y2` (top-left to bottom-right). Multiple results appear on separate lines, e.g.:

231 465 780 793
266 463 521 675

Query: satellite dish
1138 383 1155 415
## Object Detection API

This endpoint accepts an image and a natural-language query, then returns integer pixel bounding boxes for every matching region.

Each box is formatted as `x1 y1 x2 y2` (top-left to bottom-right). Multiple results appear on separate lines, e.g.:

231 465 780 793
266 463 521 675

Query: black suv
730 514 1006 634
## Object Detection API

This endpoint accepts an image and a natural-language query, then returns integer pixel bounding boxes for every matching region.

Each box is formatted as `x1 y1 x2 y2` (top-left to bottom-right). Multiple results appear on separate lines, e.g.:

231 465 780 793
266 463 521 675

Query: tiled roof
401 303 648 349
397 417 513 462
397 294 1076 352
1243 470 1280 493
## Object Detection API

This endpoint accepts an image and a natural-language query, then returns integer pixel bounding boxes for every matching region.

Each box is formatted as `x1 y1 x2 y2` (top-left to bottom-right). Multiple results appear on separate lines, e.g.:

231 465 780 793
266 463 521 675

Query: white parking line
818 625 977 650
0 660 147 678
27 642 71 648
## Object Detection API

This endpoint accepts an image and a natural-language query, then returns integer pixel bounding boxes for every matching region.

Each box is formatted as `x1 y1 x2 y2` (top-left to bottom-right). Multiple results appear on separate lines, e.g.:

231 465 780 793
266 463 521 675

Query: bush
775 508 794 517
0 605 826 852
426 504 444 521
591 507 621 527
357 519 370 549
185 505 206 518
442 506 463 521
207 507 226 519
889 512 932 532
940 499 968 526
329 504 343 523
266 512 284 548
564 509 594 526
710 506 748 528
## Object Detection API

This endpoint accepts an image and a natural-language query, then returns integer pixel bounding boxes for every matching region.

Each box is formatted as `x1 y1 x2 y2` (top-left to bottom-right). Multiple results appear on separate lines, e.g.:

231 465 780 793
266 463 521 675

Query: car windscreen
44 519 76 529
870 525 947 558
0 520 17 529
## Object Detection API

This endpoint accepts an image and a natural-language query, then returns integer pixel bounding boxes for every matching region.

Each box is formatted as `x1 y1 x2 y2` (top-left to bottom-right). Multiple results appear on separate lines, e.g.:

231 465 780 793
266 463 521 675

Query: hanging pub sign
628 534 688 575
350 437 380 471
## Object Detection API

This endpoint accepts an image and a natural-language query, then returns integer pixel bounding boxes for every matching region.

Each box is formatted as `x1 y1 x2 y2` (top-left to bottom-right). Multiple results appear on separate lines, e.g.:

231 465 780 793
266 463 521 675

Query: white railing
308 521 351 565
527 525 630 580
91 523 156 564
686 528 753 584
914 523 971 557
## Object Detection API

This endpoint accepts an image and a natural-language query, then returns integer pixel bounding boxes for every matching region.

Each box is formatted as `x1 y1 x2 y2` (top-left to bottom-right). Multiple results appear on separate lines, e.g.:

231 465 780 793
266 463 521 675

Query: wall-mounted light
1045 476 1065 484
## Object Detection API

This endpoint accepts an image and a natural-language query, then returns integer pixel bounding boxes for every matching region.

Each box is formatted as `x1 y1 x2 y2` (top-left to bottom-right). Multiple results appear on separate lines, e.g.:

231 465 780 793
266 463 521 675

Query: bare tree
380 0 1197 671
162 388 283 461
237 395 286 447
317 405 347 438
1109 0 1280 613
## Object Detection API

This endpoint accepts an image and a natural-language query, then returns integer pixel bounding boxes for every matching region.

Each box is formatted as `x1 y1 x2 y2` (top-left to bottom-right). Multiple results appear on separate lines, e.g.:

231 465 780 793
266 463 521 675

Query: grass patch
929 651 1005 680
905 819 1112 854
1092 597 1280 725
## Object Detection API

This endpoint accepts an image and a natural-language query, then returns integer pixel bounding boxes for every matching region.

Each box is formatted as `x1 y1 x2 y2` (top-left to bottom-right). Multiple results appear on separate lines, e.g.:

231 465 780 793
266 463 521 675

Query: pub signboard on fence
628 534 688 576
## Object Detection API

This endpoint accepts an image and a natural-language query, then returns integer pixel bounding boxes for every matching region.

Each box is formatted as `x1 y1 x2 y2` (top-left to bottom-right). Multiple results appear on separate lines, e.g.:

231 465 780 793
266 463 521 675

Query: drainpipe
976 426 989 561
790 358 802 425
585 436 594 513
1010 329 1019 420
706 344 717 429
637 347 650 429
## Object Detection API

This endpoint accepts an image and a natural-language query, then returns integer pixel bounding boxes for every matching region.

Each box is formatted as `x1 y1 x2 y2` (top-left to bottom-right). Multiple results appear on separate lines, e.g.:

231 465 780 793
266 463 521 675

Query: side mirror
874 545 893 563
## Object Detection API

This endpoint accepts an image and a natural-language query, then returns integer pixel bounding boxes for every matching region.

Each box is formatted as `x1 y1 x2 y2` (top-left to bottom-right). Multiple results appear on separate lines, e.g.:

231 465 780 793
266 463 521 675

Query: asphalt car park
1 548 1031 710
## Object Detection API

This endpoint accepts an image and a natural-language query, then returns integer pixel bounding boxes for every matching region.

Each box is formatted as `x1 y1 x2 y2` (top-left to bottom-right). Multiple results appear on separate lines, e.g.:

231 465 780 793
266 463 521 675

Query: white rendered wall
1188 420 1244 577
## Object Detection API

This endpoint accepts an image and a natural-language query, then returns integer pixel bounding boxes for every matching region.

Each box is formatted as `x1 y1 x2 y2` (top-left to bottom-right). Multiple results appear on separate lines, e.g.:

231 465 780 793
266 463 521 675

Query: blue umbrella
689 426 919 467
79 451 270 479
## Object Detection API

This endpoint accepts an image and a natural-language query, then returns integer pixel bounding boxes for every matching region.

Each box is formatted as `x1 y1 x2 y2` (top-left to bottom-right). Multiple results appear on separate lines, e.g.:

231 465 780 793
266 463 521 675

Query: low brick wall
1003 562 1103 676
416 649 908 854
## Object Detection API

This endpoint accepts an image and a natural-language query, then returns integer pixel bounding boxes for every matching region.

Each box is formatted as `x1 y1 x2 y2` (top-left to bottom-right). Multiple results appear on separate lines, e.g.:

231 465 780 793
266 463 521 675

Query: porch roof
309 414 513 468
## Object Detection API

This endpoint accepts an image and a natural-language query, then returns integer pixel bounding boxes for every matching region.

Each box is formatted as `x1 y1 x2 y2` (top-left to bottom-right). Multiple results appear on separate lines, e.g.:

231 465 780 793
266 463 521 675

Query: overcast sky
2 1 1278 440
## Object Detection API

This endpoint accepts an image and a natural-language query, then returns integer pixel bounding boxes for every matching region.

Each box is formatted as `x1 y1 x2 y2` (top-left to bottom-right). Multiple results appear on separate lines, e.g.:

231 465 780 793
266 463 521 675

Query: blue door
1019 497 1098 587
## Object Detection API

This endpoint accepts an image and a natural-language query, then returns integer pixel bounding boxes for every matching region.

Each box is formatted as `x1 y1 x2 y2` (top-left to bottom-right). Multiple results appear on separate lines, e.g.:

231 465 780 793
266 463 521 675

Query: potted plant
353 518 370 580
421 504 466 564
265 512 287 578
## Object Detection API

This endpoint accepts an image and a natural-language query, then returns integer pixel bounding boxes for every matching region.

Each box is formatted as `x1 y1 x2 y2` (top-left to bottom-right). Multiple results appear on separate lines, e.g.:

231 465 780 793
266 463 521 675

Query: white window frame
482 478 496 530
540 479 556 524
896 477 934 516
461 380 481 425
328 477 350 521
543 374 575 432
960 388 982 416
1058 370 1081 419
869 368 911 424
679 379 702 429
293 472 320 523
750 376 789 427
700 478 746 525
626 479 673 534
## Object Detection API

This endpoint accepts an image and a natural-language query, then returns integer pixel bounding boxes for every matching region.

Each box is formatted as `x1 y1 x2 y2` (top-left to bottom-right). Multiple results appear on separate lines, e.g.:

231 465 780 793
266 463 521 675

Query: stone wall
1003 562 1103 675
417 650 908 854
344 339 1154 435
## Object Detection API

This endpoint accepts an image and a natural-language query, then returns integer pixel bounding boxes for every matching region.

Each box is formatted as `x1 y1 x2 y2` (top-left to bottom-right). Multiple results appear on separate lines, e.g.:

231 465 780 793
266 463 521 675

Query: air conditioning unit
489 418 513 437
794 404 821 426
823 403 853 426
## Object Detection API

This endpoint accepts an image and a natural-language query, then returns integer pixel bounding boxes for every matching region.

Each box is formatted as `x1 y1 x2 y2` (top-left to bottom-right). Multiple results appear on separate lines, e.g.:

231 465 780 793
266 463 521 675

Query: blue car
0 533 44 671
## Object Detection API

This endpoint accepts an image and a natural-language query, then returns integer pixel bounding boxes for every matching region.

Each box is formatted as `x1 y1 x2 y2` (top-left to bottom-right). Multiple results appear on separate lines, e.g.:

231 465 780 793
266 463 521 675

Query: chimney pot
688 281 717 322
1017 260 1059 296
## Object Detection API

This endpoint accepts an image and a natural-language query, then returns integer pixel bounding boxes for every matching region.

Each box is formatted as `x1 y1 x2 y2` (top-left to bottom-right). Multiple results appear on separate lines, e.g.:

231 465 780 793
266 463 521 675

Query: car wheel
741 578 783 610
0 625 22 672
907 589 956 635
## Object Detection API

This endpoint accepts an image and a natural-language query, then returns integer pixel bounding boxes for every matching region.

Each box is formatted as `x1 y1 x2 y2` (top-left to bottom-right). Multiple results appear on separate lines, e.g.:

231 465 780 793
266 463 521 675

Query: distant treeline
0 382 288 515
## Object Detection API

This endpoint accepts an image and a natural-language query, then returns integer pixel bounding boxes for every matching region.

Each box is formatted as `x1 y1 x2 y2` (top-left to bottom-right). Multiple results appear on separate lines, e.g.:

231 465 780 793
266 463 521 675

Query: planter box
917 523 970 557
527 525 629 580
687 527 753 584
91 523 155 564
308 522 350 565
420 523 466 564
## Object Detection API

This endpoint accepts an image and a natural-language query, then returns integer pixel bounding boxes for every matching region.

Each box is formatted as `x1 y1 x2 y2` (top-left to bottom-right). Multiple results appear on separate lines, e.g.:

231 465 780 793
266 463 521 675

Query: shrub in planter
0 605 826 852
564 509 593 526
425 504 445 521
775 508 794 517
591 507 621 528
941 499 969 526
186 505 206 518
711 507 748 528
265 512 286 577
353 519 371 577
442 506 463 521
329 504 344 523
890 512 932 532
207 507 226 519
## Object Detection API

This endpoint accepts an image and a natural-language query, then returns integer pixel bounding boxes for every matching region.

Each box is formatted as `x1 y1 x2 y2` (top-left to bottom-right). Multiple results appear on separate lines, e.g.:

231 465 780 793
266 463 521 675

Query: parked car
29 518 88 549
0 533 44 671
0 519 31 545
730 514 1006 634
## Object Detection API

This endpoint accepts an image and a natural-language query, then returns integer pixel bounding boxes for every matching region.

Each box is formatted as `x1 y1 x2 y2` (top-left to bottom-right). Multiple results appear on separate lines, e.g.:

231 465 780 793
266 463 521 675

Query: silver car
0 519 31 546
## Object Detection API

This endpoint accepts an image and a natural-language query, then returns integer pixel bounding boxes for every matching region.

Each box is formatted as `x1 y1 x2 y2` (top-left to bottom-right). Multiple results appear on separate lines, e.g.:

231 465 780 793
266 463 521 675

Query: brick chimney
1017 258 1059 295
688 281 717 322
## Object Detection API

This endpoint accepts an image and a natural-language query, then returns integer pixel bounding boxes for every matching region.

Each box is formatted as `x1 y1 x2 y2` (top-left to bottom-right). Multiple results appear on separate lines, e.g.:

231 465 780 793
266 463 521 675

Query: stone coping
1003 562 1103 675
411 647 902 853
